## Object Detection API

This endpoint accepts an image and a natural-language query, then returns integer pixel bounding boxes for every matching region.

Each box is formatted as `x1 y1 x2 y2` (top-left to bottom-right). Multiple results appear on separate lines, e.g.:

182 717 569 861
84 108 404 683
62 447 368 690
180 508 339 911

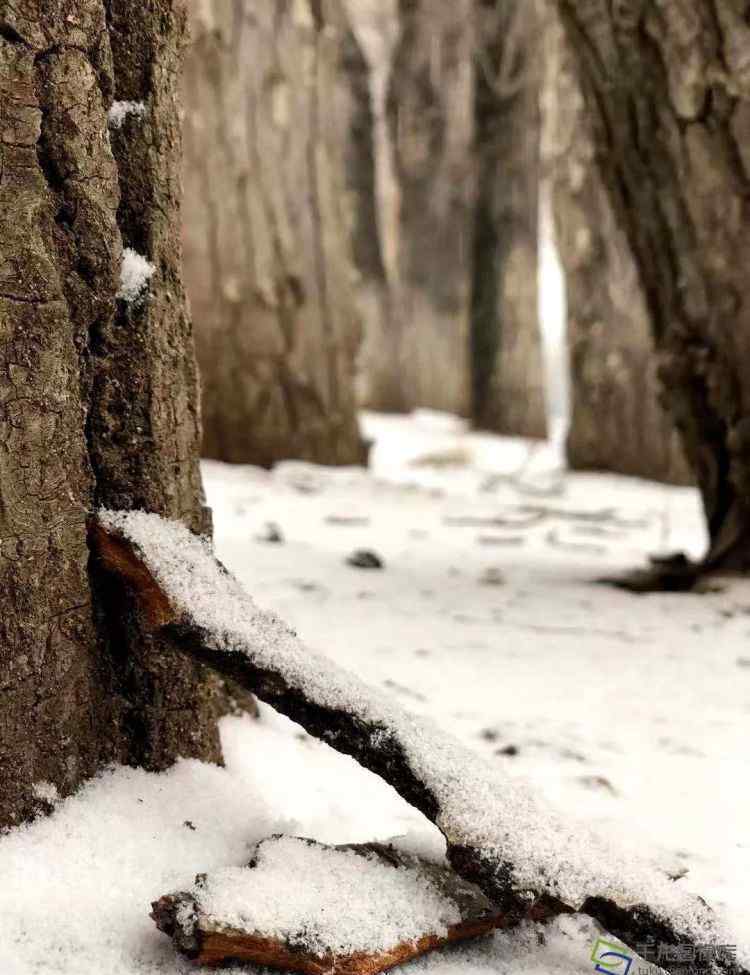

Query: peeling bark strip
92 512 745 975
152 836 505 972
0 0 219 828
543 12 690 485
181 0 366 468
555 0 750 567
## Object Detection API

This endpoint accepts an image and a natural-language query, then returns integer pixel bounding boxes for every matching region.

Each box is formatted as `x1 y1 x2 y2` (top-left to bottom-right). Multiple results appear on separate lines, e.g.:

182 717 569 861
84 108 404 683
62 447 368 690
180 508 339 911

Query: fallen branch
91 512 745 975
151 835 505 973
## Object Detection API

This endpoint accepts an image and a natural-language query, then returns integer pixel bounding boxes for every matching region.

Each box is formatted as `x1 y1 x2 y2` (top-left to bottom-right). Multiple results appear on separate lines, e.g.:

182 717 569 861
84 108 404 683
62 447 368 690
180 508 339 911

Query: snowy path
2 411 747 974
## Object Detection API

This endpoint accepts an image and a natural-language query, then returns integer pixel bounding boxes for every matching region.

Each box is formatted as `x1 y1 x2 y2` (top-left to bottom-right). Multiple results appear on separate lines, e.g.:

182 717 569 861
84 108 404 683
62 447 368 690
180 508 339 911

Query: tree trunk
384 0 475 416
556 0 750 567
471 0 547 439
335 13 403 411
182 0 366 468
0 0 219 829
544 11 690 484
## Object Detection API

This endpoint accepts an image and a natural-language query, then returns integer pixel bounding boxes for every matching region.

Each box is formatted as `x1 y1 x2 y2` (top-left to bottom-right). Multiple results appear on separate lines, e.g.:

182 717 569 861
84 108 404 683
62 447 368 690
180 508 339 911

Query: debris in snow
91 511 746 975
117 248 155 303
545 528 607 556
256 521 284 544
151 835 503 972
495 745 519 758
346 549 384 569
409 447 472 469
326 514 371 526
476 534 524 547
576 775 618 796
478 567 505 586
108 100 146 128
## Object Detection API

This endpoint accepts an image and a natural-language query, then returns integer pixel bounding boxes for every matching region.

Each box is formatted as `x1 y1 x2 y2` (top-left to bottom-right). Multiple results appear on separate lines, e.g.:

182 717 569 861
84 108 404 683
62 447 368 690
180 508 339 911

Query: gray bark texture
346 0 547 431
182 0 367 468
556 0 750 566
334 17 403 411
0 0 220 829
544 12 690 484
471 0 546 439
384 0 475 416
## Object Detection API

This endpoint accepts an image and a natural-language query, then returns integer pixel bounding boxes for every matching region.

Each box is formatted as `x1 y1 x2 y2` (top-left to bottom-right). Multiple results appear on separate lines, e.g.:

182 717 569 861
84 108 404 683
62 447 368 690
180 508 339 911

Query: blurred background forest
4 1 750 971
180 0 686 486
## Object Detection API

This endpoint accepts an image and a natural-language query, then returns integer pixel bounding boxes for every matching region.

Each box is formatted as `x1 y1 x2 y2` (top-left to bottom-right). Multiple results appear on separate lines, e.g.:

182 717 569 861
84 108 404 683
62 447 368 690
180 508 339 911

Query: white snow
118 248 155 302
1 412 748 974
98 495 737 947
30 780 60 806
184 835 462 956
108 100 146 129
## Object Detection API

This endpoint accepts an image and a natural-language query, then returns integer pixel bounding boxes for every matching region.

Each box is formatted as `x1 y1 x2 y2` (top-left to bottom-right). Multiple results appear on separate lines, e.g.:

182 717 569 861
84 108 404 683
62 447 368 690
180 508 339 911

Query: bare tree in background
182 0 366 467
384 0 476 416
557 1 750 571
334 19 403 410
471 0 546 438
347 0 547 432
544 13 690 484
0 0 221 828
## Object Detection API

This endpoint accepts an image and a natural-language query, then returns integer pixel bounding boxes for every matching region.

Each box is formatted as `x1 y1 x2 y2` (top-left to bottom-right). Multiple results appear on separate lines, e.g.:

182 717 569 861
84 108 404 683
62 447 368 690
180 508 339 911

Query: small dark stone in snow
183 820 196 831
346 549 383 569
479 567 505 586
479 728 500 742
291 579 322 593
256 522 283 544
496 744 519 756
667 866 689 881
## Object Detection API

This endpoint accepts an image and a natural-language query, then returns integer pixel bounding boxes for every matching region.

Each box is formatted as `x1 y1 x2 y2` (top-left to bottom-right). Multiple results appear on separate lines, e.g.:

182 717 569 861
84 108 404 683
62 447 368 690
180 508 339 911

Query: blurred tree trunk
385 0 475 416
557 0 750 567
471 0 546 438
544 13 690 484
335 21 403 410
182 0 366 467
0 0 220 829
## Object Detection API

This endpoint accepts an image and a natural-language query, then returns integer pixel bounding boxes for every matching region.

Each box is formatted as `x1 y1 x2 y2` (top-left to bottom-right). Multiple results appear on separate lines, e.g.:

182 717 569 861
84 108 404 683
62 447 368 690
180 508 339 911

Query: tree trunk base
598 552 734 594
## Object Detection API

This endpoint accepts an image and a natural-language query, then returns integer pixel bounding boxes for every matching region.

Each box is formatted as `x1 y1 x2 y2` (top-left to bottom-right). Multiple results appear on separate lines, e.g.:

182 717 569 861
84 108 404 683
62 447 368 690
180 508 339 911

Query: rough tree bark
556 1 750 569
384 0 475 416
0 0 220 829
471 0 547 439
544 12 690 484
182 0 366 467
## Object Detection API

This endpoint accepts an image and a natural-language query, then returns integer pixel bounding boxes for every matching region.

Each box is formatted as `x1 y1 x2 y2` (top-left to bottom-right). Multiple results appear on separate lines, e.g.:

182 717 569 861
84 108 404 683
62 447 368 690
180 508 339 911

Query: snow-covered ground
3 411 748 974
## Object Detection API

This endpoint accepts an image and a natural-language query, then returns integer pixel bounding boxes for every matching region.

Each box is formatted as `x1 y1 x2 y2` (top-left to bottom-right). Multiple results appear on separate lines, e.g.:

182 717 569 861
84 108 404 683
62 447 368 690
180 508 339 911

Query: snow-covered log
91 511 745 975
151 835 504 972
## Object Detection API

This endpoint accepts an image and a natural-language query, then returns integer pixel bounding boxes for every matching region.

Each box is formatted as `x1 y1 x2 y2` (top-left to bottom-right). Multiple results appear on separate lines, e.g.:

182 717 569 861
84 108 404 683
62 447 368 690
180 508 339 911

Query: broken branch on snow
151 835 505 973
91 511 745 975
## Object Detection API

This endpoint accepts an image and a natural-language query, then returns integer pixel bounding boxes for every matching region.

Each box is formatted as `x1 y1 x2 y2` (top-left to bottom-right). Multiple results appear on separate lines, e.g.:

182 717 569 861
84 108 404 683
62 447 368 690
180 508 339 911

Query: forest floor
3 410 749 974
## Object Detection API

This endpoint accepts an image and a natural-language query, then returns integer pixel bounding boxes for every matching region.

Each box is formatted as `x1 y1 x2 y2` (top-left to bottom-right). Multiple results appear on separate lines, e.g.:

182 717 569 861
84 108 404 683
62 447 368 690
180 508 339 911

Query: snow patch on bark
108 100 146 129
118 249 155 303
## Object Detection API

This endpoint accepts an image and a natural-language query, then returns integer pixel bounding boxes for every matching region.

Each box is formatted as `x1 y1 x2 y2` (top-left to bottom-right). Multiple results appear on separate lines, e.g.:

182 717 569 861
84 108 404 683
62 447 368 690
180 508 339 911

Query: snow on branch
91 511 746 975
151 835 504 972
